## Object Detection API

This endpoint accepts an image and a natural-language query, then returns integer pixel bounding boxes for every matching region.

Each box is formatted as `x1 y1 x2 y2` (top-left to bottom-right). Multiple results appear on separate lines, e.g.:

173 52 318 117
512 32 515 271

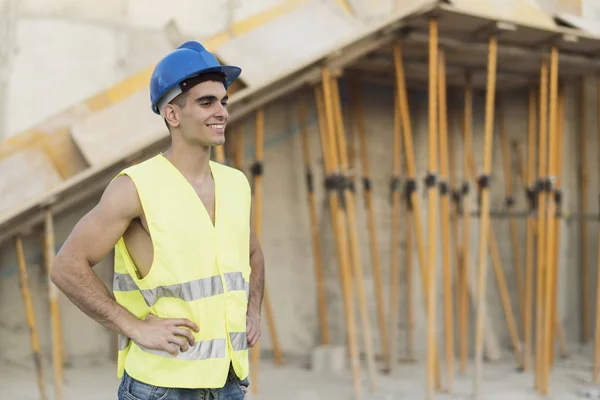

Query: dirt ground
2 349 600 400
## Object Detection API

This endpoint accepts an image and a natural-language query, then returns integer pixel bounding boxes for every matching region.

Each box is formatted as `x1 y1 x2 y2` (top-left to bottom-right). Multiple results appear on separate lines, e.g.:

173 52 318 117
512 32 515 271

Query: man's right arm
50 175 199 355
50 175 144 338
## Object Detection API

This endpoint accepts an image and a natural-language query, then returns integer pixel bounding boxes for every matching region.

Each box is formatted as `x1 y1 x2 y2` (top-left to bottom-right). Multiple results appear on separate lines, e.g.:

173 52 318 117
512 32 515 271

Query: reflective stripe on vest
118 331 248 355
113 271 249 307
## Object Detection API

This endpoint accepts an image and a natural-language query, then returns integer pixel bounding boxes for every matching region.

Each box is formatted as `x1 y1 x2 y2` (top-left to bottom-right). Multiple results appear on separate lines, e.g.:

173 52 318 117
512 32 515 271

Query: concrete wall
1 76 598 371
3 0 293 139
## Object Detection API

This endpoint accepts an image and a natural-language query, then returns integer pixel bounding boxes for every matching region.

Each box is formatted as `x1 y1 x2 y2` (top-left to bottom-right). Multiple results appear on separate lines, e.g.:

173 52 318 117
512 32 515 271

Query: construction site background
3 0 600 399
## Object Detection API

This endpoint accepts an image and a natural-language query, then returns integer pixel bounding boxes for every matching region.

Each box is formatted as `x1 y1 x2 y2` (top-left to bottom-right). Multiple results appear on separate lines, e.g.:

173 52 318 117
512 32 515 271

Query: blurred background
2 1 600 399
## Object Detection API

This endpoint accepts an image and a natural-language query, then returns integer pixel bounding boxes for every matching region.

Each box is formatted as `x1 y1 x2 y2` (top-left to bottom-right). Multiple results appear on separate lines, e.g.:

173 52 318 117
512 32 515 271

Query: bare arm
247 226 265 319
50 176 144 338
245 223 264 348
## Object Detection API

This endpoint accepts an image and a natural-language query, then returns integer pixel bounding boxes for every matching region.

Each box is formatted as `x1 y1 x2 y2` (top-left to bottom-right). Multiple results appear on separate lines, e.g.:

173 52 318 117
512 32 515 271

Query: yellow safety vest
111 153 251 389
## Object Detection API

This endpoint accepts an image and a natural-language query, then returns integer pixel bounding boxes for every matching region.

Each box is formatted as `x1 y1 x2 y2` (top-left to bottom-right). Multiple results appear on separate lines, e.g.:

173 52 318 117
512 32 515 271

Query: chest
189 179 216 226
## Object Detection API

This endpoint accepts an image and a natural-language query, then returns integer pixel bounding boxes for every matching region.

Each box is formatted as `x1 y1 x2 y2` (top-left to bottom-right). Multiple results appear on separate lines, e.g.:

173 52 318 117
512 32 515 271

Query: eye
221 100 228 107
201 101 212 107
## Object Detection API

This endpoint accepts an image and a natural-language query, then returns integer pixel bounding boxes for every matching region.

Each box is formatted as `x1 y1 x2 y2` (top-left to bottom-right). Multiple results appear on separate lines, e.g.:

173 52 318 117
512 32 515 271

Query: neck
162 138 212 183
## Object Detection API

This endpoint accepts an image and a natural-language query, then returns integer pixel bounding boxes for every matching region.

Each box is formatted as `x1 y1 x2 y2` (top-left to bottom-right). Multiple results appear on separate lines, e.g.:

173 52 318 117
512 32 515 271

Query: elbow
49 260 62 286
49 252 68 288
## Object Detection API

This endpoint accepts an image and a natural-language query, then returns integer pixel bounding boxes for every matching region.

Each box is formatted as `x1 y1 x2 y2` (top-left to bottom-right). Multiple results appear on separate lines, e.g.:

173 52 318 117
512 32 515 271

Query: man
50 41 264 400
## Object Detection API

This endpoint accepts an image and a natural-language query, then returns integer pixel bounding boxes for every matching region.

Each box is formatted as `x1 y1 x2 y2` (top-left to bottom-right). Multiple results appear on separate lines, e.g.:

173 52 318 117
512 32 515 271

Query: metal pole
541 46 559 396
438 49 455 393
298 94 329 346
330 76 378 391
473 34 498 399
535 56 549 392
350 80 390 373
45 209 64 400
426 18 441 400
315 76 363 399
16 235 48 400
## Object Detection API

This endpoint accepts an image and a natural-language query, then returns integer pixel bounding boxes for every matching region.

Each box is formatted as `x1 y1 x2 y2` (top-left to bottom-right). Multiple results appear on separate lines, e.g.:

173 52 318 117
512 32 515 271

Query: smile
208 124 226 134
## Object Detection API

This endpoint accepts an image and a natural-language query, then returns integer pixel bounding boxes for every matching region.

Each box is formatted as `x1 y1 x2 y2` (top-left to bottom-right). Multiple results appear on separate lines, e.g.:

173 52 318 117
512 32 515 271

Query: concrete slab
213 0 367 88
70 90 167 166
449 0 557 29
0 148 62 218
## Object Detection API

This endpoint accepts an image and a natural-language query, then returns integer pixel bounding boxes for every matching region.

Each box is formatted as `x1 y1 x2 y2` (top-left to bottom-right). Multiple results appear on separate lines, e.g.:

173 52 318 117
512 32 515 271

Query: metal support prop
214 145 226 163
438 50 455 393
405 175 416 362
350 79 389 372
581 76 591 346
524 87 537 372
459 73 473 374
330 76 378 392
45 209 64 400
232 125 244 171
249 108 284 396
473 34 498 399
314 80 363 400
16 235 48 400
426 18 441 399
541 46 559 396
389 88 402 373
550 83 568 365
392 36 442 392
465 140 523 371
498 98 525 334
535 56 549 392
447 87 462 378
298 94 329 346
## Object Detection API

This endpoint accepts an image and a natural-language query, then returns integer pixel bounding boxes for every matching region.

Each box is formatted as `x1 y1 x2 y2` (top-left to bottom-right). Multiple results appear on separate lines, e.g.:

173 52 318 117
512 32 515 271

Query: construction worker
50 41 264 399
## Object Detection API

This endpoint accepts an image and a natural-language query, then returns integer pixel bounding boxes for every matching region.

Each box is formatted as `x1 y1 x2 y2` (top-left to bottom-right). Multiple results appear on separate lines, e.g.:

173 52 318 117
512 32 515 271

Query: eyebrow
195 94 228 103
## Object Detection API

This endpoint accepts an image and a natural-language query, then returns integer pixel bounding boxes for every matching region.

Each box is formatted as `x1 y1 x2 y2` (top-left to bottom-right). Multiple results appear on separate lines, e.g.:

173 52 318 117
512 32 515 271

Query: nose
214 102 228 120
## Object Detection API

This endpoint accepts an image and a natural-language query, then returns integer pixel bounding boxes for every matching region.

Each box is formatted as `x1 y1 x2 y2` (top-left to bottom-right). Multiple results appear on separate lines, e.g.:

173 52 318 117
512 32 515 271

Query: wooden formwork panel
0 148 63 218
70 90 168 167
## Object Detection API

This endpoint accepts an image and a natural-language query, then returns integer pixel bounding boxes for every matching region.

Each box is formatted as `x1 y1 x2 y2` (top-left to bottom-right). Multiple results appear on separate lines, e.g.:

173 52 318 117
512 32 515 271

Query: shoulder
98 174 142 220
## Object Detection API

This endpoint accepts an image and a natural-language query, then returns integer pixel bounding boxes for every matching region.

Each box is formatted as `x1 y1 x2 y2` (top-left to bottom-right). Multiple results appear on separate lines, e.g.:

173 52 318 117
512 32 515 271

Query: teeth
210 124 224 129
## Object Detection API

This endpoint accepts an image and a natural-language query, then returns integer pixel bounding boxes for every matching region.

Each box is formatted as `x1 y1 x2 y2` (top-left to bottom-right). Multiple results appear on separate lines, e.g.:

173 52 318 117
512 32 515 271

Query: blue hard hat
150 41 242 115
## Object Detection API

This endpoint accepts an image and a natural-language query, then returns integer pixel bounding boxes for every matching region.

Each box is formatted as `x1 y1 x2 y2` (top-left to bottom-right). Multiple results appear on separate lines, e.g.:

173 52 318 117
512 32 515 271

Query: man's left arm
246 225 264 347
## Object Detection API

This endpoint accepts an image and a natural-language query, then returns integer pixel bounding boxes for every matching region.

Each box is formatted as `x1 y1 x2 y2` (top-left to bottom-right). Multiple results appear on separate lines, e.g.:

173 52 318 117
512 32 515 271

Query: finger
247 329 256 344
169 335 189 352
249 335 259 348
172 318 199 332
248 330 259 347
163 343 179 356
173 327 196 346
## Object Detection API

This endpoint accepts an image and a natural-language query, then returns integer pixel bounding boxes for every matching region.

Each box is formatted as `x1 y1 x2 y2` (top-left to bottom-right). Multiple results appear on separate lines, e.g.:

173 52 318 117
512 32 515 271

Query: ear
163 104 180 128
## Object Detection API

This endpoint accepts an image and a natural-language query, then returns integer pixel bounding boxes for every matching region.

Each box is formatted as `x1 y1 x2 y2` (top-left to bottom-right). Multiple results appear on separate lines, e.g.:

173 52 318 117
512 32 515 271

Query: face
163 80 229 147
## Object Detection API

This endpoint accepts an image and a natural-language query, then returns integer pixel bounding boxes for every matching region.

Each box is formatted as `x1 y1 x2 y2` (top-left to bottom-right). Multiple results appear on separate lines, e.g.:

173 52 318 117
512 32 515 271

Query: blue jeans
117 364 250 400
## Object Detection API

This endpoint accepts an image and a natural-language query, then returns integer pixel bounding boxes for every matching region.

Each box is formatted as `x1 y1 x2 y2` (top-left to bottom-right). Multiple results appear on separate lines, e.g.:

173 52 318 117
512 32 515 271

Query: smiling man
50 41 264 400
